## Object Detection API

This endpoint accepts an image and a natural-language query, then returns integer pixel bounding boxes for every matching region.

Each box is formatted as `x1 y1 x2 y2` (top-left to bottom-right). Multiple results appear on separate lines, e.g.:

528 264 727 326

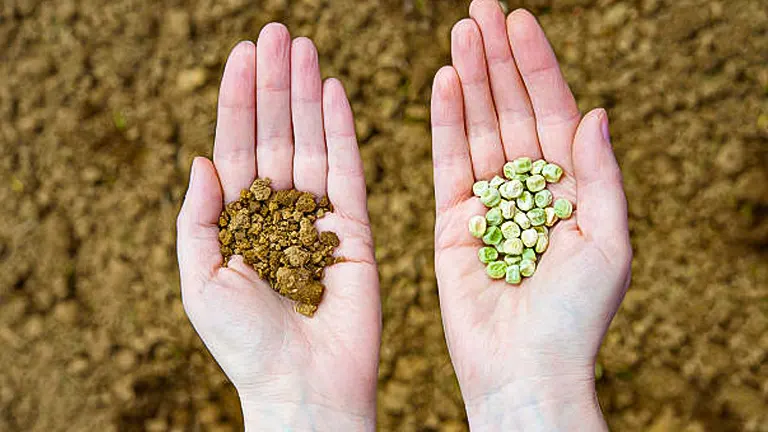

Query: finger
431 66 474 213
213 41 257 204
451 18 506 179
177 157 224 294
291 37 327 197
256 23 294 190
507 9 580 175
322 78 369 226
572 109 631 263
469 0 541 161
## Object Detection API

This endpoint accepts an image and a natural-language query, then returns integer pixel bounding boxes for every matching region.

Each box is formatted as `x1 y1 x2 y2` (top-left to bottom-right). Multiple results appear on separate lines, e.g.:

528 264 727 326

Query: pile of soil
218 178 340 317
0 0 765 431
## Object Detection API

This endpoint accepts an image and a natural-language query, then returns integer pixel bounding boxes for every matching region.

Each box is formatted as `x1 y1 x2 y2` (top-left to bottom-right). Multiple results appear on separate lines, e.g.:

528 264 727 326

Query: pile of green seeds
468 157 574 285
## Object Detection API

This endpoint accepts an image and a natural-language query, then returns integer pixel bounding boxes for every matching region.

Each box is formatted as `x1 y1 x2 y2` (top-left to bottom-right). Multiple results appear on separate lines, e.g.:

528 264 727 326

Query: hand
431 3 631 430
176 24 380 431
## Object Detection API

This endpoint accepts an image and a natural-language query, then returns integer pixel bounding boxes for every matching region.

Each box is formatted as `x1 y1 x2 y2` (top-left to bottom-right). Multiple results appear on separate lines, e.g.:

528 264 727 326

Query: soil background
1 0 767 431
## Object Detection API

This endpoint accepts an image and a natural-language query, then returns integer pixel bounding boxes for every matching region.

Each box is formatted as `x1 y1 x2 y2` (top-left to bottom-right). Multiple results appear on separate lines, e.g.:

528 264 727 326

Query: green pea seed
512 173 529 183
502 162 516 179
500 221 521 239
519 259 536 277
502 237 524 256
553 198 573 219
521 228 538 248
535 233 549 253
473 180 489 197
542 163 563 183
480 188 501 207
534 225 549 236
504 255 522 266
512 157 532 174
499 180 524 199
525 174 546 192
513 211 531 229
505 265 522 284
478 246 499 263
486 207 503 226
522 248 537 262
516 190 534 211
468 215 487 238
534 189 553 208
486 261 507 279
544 207 558 227
482 226 503 246
531 159 547 175
499 200 516 219
527 208 546 227
489 175 506 189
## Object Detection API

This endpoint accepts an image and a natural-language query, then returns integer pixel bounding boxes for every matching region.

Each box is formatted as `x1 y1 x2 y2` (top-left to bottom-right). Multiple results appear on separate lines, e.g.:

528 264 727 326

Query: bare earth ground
1 0 766 431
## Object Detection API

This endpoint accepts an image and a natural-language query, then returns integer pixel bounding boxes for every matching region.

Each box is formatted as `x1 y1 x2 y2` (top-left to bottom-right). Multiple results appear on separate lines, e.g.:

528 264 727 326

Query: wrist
464 374 607 432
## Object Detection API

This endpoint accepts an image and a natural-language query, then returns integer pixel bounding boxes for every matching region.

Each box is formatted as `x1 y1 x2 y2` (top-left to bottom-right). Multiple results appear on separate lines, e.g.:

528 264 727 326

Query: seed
478 246 499 263
516 191 534 211
513 211 531 229
553 198 573 219
502 162 516 179
531 159 547 175
511 157 532 174
535 233 549 253
468 215 487 238
544 207 558 227
486 261 507 279
534 189 553 208
473 180 489 196
486 207 503 226
499 180 524 199
521 228 538 248
482 226 503 246
525 174 546 192
499 200 516 219
519 259 536 277
500 221 521 239
505 265 522 284
502 237 524 256
480 188 502 207
534 225 549 236
522 248 537 262
512 173 529 183
527 208 546 226
504 255 522 266
489 175 506 189
542 163 563 183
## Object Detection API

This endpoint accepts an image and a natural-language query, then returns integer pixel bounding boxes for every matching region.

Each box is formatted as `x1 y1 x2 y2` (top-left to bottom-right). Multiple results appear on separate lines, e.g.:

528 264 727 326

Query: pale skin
177 2 632 431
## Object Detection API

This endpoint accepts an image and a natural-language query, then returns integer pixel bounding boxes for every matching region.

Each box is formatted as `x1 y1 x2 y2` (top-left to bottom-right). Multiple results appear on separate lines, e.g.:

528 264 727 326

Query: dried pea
480 188 502 207
544 207 558 227
505 265 522 285
534 189 553 208
499 200 516 219
504 255 522 266
500 221 521 239
502 237 524 256
512 173 530 183
519 259 536 277
489 175 506 189
534 225 549 236
522 248 537 262
486 207 503 226
525 174 546 192
478 246 499 263
468 215 487 238
482 226 503 246
553 198 573 219
516 190 534 211
513 211 531 229
502 162 516 179
535 233 549 253
499 180 524 199
511 157 532 174
531 159 547 175
486 261 507 279
542 163 563 183
473 180 489 196
527 208 546 227
521 228 538 248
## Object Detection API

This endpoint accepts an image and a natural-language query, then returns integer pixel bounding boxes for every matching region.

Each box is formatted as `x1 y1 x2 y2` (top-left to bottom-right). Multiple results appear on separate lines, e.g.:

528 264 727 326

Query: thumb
572 109 631 264
177 157 224 294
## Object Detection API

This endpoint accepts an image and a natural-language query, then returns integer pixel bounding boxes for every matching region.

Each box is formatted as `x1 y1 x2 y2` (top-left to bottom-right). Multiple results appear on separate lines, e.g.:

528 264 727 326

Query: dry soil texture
1 0 767 431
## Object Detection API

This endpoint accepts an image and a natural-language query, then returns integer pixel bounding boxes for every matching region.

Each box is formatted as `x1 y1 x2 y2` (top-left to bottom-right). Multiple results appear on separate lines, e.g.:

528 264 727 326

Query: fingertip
259 22 290 41
432 66 460 97
451 18 481 50
323 78 351 111
431 66 464 127
506 9 540 39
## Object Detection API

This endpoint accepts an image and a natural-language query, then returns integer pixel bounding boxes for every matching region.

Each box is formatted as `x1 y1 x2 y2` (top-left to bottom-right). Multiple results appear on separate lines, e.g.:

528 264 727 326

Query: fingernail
599 109 611 143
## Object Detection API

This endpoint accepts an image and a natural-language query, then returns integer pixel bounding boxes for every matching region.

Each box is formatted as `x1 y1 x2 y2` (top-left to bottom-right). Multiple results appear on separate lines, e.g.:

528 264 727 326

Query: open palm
176 25 379 430
431 3 631 427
